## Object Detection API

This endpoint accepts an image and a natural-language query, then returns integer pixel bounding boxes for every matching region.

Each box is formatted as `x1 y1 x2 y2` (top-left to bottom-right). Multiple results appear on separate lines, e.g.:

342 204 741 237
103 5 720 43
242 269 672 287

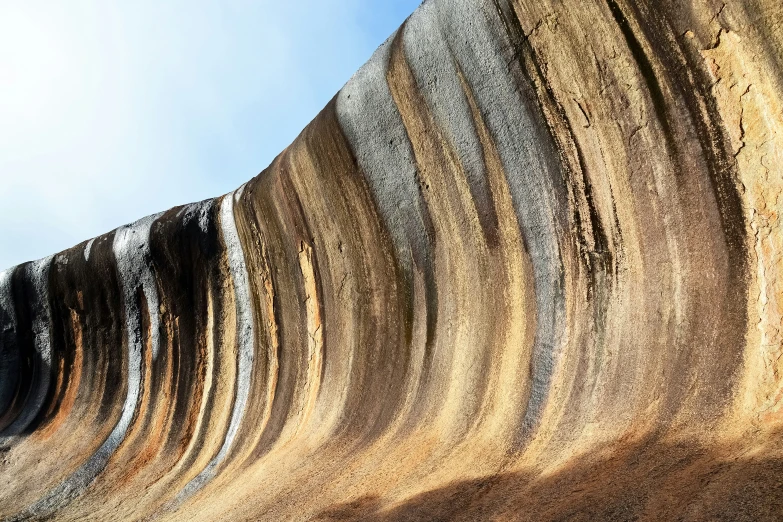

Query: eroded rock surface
1 0 782 520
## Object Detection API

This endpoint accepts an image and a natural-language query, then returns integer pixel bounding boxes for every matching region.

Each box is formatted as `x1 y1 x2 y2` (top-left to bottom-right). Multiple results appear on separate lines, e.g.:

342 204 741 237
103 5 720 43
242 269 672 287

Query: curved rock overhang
1 0 782 520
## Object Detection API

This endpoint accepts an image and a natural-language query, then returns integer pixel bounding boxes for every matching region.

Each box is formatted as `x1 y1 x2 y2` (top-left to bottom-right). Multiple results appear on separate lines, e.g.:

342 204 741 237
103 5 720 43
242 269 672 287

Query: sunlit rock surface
1 0 782 520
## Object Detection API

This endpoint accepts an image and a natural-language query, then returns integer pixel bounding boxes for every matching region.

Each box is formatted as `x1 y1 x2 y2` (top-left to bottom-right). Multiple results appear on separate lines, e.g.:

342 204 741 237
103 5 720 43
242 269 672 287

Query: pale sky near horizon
0 0 421 270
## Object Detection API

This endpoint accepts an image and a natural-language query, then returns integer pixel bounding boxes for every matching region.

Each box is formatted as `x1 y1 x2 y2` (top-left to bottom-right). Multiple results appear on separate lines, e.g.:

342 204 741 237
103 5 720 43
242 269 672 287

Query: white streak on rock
19 213 163 518
431 0 567 436
175 191 254 502
83 239 95 262
336 30 431 272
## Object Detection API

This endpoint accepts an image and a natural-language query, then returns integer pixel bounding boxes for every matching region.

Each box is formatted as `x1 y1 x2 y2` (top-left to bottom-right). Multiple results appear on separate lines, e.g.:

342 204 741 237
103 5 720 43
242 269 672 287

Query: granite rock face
1 0 782 520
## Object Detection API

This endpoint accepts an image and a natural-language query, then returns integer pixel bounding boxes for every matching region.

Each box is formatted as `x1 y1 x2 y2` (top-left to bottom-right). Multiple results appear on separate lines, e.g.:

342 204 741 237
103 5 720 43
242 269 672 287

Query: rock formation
1 0 782 520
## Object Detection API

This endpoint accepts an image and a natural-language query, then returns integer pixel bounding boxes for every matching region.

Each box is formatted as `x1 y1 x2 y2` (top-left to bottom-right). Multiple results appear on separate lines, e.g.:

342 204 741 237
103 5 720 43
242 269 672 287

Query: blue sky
0 0 421 270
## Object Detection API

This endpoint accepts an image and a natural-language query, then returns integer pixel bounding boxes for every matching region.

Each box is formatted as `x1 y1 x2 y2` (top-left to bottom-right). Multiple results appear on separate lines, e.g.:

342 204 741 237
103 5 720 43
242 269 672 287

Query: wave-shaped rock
1 0 782 520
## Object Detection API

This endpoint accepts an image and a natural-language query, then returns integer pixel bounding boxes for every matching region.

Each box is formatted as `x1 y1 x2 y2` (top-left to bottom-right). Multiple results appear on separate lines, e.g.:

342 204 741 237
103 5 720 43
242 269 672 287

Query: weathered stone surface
1 0 782 519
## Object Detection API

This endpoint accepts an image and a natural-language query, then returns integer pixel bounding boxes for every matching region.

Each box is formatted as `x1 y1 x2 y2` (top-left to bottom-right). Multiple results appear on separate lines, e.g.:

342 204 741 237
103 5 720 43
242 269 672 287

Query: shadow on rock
313 428 783 521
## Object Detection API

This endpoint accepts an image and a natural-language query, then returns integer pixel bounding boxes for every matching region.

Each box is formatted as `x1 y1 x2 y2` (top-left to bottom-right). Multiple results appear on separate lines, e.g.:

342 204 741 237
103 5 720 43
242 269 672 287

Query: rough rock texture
1 0 782 520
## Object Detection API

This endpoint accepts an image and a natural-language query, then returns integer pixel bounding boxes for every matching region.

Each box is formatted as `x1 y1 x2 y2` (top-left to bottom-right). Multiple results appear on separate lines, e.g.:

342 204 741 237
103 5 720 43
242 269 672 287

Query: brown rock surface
1 0 782 520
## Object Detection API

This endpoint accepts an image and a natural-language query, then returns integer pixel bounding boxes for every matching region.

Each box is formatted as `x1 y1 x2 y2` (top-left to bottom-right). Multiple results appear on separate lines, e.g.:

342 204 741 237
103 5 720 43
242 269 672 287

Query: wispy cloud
0 0 420 270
